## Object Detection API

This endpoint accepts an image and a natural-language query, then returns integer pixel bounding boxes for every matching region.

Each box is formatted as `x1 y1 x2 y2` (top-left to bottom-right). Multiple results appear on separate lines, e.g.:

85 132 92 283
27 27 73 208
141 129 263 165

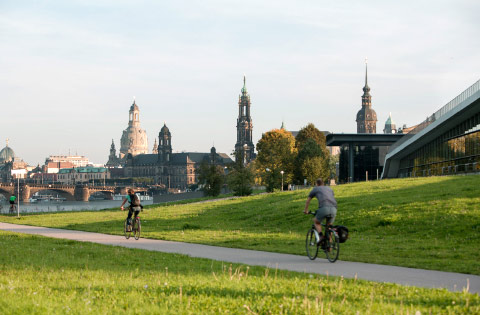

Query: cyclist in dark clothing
120 189 142 231
303 178 337 243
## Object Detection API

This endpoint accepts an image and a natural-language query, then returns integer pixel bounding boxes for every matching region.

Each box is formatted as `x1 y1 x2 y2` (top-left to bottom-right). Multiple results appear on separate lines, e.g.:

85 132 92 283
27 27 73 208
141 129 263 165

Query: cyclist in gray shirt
303 178 337 242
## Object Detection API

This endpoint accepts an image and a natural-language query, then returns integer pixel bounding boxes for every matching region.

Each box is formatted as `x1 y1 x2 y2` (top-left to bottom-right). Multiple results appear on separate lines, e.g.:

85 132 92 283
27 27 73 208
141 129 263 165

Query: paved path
1 222 478 295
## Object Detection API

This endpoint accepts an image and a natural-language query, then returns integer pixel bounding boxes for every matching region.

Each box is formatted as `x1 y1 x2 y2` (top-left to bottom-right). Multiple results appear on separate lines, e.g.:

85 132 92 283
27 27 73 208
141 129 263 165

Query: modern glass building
383 80 480 178
327 134 404 183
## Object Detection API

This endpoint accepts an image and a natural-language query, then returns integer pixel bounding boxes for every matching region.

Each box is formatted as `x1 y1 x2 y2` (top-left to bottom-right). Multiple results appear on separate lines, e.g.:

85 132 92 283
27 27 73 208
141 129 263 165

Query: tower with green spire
235 75 255 163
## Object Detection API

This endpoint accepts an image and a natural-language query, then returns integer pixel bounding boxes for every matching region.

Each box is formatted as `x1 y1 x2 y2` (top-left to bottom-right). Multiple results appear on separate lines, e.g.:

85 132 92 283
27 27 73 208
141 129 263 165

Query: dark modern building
383 79 480 178
235 75 255 163
327 133 403 182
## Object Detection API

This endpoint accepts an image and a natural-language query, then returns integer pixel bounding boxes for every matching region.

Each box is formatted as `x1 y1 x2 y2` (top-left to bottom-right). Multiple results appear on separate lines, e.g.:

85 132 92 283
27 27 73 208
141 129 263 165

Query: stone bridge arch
0 186 14 199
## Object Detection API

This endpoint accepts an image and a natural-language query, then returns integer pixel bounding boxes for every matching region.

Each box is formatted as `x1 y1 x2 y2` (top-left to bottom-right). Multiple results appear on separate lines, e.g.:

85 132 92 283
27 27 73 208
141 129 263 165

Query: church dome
160 123 170 135
0 145 15 163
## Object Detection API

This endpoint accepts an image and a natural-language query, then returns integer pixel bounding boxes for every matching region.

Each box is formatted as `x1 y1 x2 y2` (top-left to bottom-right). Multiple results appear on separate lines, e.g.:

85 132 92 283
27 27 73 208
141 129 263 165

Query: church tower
235 75 255 163
152 138 158 154
383 112 397 134
158 123 172 163
120 99 149 158
356 61 377 133
106 139 121 166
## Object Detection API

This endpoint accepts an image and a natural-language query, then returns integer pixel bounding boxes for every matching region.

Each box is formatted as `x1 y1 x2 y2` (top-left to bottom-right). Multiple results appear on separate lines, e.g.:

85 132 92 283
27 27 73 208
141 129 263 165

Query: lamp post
280 170 284 191
17 176 20 217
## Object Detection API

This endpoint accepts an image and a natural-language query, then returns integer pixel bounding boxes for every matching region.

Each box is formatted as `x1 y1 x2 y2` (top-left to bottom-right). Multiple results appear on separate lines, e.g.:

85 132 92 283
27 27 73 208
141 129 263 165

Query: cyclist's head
316 178 324 186
127 188 135 194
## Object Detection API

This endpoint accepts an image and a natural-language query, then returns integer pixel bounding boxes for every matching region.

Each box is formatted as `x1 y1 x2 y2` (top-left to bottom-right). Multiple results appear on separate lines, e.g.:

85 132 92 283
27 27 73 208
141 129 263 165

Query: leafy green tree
300 156 324 186
328 154 339 182
294 124 330 185
198 161 224 197
295 123 326 150
256 129 296 192
226 151 255 196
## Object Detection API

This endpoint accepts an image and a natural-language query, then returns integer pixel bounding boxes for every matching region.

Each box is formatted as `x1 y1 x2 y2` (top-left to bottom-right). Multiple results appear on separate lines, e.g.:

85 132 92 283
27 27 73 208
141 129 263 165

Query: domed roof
356 107 377 121
160 123 170 134
0 145 15 163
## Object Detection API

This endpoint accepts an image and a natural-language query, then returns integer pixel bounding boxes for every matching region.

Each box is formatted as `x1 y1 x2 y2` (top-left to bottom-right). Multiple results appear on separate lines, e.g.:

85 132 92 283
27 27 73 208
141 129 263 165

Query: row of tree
198 123 335 196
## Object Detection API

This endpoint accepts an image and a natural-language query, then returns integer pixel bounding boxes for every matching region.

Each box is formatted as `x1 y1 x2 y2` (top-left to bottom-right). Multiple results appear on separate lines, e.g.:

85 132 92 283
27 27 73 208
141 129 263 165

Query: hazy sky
1 0 479 165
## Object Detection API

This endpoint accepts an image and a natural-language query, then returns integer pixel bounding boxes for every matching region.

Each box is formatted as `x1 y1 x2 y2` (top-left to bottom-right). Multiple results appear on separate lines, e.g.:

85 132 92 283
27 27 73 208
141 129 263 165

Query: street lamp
17 176 20 217
280 170 284 191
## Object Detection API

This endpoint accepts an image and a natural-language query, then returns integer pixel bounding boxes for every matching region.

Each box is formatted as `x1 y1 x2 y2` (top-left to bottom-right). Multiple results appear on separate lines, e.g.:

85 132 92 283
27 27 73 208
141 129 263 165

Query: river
0 199 154 214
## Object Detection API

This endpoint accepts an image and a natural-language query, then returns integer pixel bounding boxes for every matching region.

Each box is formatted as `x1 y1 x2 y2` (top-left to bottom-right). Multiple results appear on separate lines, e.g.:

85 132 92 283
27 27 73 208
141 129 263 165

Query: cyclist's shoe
126 225 132 232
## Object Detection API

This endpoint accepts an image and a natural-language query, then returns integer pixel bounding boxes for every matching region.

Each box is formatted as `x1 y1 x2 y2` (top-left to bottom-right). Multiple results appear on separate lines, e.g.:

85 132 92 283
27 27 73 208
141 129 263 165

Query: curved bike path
1 222 478 295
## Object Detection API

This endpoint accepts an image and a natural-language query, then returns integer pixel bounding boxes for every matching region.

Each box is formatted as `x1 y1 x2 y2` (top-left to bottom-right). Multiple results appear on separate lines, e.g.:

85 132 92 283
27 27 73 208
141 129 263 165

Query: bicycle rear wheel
124 219 131 239
306 229 319 260
325 230 339 263
133 218 141 240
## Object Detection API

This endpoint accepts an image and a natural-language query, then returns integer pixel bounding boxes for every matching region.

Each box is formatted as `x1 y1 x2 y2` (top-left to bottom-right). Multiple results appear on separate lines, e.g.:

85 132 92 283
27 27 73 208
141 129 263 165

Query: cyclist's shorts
9 201 15 205
315 206 337 224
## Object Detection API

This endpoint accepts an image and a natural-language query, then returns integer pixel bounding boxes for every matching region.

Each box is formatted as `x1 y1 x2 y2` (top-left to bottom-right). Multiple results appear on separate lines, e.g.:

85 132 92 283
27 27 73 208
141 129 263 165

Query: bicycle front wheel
325 230 340 263
133 218 141 240
306 229 319 260
124 220 131 239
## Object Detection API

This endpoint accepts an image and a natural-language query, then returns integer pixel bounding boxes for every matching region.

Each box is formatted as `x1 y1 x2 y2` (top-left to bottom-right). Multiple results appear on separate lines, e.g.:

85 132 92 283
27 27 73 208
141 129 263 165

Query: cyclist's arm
120 198 128 210
304 197 313 214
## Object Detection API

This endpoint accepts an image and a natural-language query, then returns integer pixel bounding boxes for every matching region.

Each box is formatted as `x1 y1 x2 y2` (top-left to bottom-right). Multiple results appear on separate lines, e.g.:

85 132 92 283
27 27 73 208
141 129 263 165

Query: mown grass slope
1 231 478 314
1 175 479 274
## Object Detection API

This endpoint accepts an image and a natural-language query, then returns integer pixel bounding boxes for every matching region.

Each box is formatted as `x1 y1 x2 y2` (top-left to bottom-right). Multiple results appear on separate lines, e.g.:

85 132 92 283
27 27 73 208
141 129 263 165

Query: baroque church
106 100 232 190
234 76 255 163
356 62 378 134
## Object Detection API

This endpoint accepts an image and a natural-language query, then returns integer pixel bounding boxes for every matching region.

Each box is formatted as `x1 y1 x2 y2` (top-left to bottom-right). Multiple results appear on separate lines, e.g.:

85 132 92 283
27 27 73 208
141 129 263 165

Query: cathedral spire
363 58 370 95
241 74 247 93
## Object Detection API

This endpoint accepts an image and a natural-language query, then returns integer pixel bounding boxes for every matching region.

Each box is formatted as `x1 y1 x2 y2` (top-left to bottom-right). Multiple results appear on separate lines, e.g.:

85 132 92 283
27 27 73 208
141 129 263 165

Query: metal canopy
326 133 404 147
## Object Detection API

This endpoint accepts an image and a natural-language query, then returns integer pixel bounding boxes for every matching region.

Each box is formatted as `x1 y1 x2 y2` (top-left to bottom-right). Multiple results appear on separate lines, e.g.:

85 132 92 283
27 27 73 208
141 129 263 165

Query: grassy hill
1 175 479 274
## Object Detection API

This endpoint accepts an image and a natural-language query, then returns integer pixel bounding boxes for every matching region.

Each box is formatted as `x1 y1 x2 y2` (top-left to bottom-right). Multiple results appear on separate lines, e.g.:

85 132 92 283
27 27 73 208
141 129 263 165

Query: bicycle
124 215 141 240
305 211 340 262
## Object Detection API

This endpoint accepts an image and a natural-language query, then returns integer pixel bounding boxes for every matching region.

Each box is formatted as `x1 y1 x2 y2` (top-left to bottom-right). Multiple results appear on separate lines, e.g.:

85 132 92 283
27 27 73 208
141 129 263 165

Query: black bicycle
305 211 340 262
124 215 141 240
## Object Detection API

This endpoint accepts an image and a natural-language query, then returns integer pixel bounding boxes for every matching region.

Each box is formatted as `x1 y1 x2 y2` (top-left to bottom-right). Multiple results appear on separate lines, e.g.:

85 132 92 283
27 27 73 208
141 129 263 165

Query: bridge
0 184 148 202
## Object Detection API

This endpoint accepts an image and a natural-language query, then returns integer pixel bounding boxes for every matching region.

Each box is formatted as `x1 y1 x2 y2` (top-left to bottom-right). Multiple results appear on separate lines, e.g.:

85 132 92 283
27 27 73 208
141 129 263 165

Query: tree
226 151 255 196
256 129 296 192
197 161 224 197
295 123 326 150
294 124 330 185
300 156 324 186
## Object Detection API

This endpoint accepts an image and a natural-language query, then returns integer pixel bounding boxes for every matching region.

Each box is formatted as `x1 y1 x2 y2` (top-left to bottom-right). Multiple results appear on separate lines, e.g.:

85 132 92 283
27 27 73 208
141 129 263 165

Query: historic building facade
0 140 29 181
107 103 233 189
123 124 232 190
119 100 148 159
356 63 377 134
235 76 255 163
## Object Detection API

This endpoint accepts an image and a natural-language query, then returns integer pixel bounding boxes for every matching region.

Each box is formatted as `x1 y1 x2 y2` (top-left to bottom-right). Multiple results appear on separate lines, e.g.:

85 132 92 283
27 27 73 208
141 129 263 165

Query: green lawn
0 231 477 314
1 175 479 274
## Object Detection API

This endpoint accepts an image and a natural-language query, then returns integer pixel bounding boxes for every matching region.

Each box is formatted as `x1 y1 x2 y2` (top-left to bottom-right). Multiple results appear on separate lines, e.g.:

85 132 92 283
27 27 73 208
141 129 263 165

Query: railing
388 79 480 152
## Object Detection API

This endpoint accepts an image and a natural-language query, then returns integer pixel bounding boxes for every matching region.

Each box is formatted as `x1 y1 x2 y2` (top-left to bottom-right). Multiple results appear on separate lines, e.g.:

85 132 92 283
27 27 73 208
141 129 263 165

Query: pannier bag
333 225 349 243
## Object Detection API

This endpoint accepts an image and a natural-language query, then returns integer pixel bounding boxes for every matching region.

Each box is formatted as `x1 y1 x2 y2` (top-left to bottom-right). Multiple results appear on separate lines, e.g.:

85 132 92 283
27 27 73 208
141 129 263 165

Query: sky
1 0 479 166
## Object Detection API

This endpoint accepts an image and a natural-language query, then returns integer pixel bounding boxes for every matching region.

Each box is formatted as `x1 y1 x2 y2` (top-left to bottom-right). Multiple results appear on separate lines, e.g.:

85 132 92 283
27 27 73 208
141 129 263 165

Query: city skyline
1 0 479 166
